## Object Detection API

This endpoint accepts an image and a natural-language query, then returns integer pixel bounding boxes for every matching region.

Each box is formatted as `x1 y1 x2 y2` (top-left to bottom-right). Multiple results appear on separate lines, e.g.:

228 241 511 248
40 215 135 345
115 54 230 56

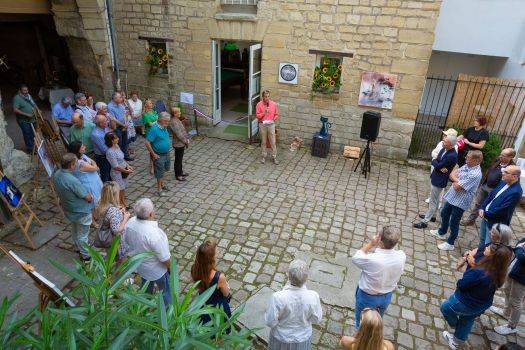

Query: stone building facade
112 0 441 159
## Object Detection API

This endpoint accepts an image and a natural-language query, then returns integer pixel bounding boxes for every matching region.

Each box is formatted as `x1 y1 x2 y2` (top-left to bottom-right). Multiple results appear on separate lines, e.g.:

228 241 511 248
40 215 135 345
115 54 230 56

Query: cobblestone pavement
4 136 525 349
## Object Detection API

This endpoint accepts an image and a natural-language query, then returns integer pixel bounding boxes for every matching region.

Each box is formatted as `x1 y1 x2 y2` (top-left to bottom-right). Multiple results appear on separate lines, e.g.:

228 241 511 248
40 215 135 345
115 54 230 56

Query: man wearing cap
414 135 458 229
461 148 516 226
74 92 96 123
52 96 74 139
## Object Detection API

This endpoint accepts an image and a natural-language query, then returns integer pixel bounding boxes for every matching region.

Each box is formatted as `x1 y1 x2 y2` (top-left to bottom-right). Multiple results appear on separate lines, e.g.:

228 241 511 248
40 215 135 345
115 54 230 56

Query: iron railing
408 76 525 160
221 0 258 5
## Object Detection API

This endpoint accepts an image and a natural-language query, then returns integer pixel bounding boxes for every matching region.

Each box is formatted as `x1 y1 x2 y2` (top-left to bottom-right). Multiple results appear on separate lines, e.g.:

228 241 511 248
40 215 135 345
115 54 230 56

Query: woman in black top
457 116 490 167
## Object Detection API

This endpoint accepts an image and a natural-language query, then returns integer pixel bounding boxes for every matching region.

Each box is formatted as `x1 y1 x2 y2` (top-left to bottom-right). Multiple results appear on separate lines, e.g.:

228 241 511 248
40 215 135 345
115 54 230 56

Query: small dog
290 136 303 151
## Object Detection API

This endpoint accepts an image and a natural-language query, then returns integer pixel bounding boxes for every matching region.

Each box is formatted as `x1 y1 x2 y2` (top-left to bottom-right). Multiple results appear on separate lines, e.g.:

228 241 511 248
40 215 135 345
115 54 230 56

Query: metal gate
408 75 525 159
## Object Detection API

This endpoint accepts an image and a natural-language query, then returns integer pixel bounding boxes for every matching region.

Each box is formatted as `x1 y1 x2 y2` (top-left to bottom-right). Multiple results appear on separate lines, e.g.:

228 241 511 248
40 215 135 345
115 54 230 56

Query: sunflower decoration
145 44 173 75
311 56 342 94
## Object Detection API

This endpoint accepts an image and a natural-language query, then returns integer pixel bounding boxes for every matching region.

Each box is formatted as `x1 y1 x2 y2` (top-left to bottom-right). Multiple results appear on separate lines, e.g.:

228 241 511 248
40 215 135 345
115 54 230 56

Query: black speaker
360 110 381 141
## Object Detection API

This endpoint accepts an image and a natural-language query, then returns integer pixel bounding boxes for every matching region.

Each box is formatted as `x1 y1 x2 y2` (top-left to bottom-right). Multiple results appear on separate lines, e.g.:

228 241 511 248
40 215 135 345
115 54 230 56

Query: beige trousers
260 123 277 158
504 276 525 328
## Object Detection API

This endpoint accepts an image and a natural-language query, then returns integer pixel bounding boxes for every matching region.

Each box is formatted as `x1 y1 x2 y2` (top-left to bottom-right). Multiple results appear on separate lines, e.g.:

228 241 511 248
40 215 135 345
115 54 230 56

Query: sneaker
157 190 168 197
438 242 455 251
425 197 430 203
494 324 517 335
460 219 475 226
260 157 266 164
442 331 458 350
273 157 279 165
430 229 447 240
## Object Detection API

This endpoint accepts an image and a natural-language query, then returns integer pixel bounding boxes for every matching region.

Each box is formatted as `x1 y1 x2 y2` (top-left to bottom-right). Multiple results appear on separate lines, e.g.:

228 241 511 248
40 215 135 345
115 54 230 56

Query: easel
31 131 65 218
0 170 43 250
0 243 75 311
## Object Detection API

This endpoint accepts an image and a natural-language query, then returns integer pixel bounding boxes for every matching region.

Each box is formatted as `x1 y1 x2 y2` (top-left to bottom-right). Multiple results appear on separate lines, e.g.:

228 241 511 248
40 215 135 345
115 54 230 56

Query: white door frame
248 43 262 140
211 40 221 125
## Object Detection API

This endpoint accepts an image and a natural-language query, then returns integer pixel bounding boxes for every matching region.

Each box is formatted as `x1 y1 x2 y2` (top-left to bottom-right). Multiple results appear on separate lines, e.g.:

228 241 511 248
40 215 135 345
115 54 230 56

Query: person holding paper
256 90 279 164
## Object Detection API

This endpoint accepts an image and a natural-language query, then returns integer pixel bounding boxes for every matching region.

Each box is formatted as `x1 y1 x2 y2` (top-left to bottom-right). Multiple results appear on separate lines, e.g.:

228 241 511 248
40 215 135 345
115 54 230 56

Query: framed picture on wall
358 72 398 110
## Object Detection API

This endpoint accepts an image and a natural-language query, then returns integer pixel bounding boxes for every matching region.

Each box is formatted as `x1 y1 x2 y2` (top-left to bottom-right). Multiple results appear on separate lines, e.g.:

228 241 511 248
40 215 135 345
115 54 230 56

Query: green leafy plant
311 56 342 94
480 133 503 171
1 238 254 349
145 44 172 76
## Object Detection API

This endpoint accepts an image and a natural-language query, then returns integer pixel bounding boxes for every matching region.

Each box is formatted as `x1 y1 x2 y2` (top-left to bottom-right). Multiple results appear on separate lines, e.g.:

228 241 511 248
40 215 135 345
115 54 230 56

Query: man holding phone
256 90 279 164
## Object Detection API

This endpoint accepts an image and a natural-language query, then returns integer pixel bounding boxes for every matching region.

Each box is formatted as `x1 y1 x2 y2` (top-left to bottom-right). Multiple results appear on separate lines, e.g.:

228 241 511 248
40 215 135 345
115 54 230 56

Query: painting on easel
37 140 55 177
0 174 23 208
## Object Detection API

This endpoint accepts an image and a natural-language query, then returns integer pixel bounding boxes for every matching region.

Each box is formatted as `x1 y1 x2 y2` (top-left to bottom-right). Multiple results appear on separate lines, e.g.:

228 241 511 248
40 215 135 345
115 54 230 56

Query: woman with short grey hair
265 259 323 350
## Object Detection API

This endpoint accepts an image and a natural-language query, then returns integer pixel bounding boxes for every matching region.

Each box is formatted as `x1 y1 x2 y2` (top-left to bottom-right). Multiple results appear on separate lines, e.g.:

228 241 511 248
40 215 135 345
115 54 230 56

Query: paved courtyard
3 136 525 349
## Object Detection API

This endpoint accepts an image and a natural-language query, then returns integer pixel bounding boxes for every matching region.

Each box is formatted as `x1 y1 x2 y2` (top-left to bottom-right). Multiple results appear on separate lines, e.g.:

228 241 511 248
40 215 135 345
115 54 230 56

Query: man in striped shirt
430 150 483 251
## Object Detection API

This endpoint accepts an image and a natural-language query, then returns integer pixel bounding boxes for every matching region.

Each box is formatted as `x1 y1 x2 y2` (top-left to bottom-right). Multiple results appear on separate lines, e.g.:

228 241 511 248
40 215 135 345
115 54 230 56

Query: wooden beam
308 49 354 58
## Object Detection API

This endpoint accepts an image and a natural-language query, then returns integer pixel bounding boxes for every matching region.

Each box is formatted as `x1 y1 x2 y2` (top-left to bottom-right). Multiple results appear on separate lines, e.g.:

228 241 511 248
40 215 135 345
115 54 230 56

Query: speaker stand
353 140 372 178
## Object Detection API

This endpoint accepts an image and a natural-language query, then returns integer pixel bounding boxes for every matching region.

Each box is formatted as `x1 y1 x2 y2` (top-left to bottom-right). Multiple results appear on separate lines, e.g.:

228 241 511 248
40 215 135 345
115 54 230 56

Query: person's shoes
273 157 279 165
261 157 266 164
494 324 517 335
413 222 428 229
425 197 430 203
176 176 187 182
460 219 475 226
124 157 134 162
181 173 189 177
442 331 458 350
158 190 168 197
489 305 507 318
418 214 436 222
430 229 447 240
80 255 91 262
438 242 455 251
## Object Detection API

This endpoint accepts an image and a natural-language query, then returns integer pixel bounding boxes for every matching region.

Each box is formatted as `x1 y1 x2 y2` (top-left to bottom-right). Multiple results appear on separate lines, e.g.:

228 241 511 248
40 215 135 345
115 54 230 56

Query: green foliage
311 56 342 94
452 126 502 171
481 133 503 171
0 238 254 349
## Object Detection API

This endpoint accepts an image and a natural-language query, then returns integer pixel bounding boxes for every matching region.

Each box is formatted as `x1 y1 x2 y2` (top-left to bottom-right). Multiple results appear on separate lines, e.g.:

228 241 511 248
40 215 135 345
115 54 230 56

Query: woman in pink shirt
256 90 279 164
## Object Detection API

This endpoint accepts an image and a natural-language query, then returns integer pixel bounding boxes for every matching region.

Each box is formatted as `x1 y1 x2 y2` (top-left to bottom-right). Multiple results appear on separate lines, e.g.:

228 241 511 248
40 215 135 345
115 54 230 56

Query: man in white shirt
125 198 171 304
265 259 323 348
351 226 406 328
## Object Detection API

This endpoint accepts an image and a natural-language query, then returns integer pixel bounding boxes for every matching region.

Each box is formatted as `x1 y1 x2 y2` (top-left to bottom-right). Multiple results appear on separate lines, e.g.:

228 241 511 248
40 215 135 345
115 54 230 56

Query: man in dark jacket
414 135 458 229
494 238 525 335
462 148 516 226
478 164 522 246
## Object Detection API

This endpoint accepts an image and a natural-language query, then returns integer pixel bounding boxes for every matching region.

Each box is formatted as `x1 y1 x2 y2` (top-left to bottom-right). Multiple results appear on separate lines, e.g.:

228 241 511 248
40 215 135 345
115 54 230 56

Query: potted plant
311 56 342 94
145 46 172 76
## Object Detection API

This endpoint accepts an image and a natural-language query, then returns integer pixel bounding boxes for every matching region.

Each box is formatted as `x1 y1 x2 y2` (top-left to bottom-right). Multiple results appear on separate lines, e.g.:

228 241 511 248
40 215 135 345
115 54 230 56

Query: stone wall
51 0 115 100
113 0 442 160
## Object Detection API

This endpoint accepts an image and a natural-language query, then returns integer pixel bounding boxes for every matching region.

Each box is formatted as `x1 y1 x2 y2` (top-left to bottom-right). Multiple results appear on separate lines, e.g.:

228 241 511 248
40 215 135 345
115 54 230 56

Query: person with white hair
145 111 172 196
125 198 171 304
414 135 458 229
74 92 96 123
95 101 116 130
264 259 323 350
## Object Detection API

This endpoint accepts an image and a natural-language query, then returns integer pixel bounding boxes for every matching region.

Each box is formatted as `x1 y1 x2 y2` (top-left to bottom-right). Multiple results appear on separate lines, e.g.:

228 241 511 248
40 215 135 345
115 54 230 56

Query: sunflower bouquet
312 56 342 94
145 45 172 75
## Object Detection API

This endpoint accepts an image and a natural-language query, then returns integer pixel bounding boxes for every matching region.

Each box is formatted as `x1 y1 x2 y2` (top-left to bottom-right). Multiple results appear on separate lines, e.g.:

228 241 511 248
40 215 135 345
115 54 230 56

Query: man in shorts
145 112 171 196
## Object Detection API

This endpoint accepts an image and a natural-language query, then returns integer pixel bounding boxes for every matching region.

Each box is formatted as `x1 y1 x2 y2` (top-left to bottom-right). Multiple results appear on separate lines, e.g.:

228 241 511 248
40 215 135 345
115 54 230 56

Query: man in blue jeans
431 150 483 251
12 84 37 153
351 226 406 328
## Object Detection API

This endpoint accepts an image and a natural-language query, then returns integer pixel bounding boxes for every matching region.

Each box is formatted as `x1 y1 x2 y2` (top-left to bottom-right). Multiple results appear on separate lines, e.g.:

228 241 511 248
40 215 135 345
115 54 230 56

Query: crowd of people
12 85 525 349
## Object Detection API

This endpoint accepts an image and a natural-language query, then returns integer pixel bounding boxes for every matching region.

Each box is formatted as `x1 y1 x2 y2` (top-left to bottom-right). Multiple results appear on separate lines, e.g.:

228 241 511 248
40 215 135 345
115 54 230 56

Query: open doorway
208 40 261 142
0 13 78 152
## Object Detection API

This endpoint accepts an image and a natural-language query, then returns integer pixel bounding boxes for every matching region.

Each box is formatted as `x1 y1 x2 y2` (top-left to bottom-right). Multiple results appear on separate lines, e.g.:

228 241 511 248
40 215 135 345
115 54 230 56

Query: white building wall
433 0 525 79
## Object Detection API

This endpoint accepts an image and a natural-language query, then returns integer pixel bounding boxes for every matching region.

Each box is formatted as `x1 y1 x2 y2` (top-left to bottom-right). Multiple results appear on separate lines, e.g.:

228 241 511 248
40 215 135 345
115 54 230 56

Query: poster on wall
358 72 398 110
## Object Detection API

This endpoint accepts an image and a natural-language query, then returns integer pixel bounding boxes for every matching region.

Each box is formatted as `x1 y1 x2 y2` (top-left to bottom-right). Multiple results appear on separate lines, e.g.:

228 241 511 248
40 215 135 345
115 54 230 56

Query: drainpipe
105 0 120 91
